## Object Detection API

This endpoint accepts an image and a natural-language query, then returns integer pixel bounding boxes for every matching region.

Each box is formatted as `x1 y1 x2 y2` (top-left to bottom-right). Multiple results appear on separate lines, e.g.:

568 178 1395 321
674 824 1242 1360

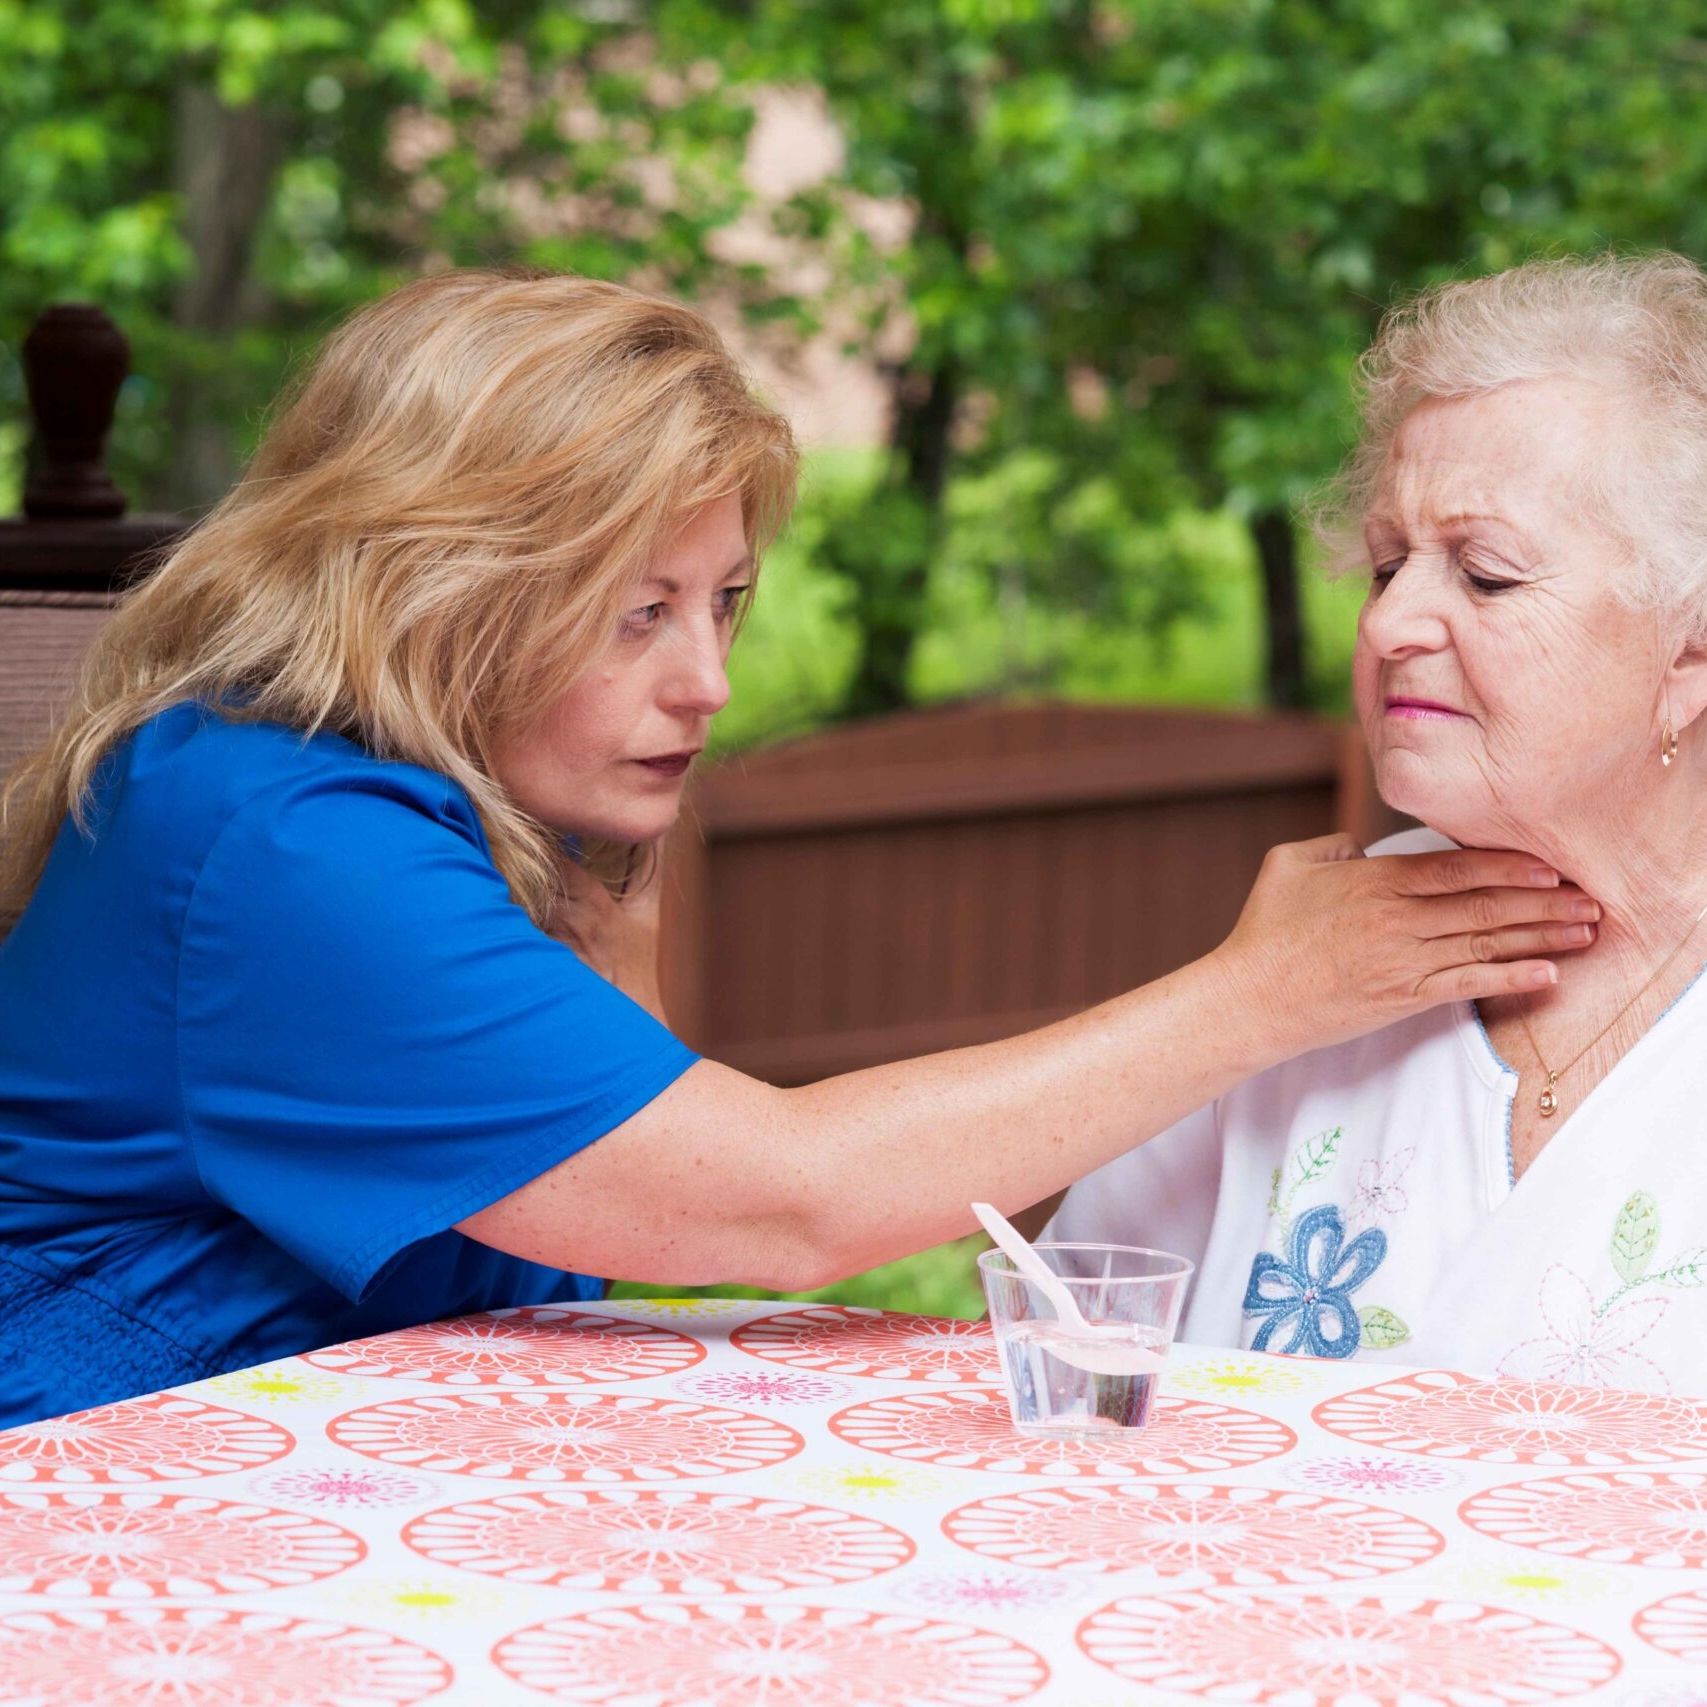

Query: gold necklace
1518 895 1707 1118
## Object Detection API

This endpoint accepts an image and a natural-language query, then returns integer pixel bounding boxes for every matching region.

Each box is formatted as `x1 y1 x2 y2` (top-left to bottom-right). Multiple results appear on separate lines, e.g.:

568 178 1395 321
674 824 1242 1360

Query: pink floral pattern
1635 1590 1707 1668
0 1397 294 1485
0 1607 451 1706
1346 1146 1416 1232
890 1571 1090 1617
1500 1268 1673 1392
1284 1454 1462 1496
492 1601 1049 1705
733 1308 1003 1384
1313 1369 1707 1465
828 1388 1295 1479
301 1307 705 1388
1077 1590 1621 1701
401 1489 914 1594
247 1468 439 1509
327 1391 803 1483
1460 1472 1707 1569
0 1492 364 1598
942 1482 1443 1584
6 1306 1704 1698
675 1369 854 1407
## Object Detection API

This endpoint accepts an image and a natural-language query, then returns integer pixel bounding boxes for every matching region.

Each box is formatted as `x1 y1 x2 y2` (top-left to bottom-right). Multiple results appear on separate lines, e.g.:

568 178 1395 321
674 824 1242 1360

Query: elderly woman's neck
1486 783 1707 974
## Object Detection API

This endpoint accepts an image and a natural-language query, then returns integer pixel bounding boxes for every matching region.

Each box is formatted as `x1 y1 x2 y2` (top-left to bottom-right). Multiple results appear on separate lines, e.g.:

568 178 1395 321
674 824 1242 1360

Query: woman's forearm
457 955 1256 1293
778 949 1262 1283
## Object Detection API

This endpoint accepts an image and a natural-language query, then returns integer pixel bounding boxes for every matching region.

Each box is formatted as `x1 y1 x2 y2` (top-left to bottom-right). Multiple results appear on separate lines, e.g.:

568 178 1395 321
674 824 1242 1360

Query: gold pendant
1538 1073 1560 1119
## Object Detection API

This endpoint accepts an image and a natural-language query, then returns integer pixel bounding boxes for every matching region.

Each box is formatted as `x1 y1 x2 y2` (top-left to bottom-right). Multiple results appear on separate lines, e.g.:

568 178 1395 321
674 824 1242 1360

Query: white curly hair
1314 251 1707 637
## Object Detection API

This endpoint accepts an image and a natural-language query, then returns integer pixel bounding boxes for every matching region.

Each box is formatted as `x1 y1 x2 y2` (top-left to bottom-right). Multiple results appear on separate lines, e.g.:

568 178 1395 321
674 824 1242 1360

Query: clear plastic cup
977 1243 1194 1438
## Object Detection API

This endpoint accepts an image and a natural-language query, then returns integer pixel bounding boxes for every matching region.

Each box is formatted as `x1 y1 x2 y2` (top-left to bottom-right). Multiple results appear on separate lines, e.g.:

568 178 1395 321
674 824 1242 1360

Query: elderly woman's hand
547 847 667 1024
1216 834 1597 1058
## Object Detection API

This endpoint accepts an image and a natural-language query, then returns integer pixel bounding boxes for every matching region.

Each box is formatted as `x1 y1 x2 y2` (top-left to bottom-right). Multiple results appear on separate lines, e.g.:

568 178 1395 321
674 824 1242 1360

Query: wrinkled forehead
1365 379 1611 547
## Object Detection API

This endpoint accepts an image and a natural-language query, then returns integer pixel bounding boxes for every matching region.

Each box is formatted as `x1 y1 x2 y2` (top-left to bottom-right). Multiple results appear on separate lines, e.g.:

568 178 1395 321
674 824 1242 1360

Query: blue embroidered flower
1243 1203 1387 1358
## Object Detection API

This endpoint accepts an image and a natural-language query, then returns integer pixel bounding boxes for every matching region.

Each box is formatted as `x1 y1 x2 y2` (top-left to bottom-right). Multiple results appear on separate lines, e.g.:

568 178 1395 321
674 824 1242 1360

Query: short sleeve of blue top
0 702 698 1427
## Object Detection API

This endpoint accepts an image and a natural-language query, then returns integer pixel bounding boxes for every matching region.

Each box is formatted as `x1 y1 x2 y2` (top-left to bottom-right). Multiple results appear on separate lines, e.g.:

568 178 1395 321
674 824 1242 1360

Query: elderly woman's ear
1661 630 1707 759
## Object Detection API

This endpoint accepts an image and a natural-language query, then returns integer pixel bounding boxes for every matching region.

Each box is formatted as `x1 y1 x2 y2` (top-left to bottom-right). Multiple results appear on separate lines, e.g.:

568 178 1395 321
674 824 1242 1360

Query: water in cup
996 1318 1171 1435
977 1241 1193 1437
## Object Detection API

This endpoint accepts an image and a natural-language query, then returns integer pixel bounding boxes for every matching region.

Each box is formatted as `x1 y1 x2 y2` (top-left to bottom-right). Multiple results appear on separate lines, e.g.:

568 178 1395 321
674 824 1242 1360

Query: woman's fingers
1419 917 1598 1006
1414 958 1560 1003
1429 920 1596 971
1379 846 1561 896
1418 884 1599 939
1212 835 1596 1059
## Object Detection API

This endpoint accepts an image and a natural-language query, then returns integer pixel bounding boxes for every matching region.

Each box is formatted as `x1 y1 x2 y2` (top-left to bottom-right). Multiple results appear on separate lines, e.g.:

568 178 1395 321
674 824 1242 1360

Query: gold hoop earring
1662 719 1680 767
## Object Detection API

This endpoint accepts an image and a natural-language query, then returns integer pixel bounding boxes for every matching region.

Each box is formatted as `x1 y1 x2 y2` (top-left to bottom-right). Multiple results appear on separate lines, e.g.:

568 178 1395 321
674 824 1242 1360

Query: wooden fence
660 701 1404 1083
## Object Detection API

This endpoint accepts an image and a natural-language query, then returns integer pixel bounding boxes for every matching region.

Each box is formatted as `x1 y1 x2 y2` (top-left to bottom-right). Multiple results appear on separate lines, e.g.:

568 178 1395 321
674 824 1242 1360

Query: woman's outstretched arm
457 836 1595 1289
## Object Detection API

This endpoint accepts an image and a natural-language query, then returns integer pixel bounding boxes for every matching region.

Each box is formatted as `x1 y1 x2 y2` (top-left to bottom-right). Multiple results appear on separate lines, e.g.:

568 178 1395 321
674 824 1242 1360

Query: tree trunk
1252 507 1308 709
165 84 285 511
842 353 960 717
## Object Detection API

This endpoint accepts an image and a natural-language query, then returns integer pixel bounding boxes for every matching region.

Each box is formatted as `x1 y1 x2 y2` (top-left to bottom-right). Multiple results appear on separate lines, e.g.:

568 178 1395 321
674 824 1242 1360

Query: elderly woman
1050 252 1707 1394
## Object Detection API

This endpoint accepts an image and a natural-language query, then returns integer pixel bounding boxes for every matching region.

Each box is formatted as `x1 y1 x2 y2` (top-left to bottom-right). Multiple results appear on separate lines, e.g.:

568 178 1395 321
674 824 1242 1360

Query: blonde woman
0 270 1594 1427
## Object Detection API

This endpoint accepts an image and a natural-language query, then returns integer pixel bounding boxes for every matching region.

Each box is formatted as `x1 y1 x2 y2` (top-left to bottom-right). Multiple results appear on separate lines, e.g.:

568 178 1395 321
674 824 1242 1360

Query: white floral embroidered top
1047 828 1707 1396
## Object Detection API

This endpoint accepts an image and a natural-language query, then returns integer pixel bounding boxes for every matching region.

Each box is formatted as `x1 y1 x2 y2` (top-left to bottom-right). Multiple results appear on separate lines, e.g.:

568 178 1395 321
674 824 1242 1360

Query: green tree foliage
734 0 1707 710
731 0 1204 714
5 1 1707 710
0 0 778 508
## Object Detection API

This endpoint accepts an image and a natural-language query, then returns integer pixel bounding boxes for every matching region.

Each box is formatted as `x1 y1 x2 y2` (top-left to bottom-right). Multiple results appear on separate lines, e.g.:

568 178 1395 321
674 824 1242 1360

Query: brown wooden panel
698 715 1345 837
657 813 711 1050
0 594 114 784
717 1002 1081 1083
687 717 1352 1085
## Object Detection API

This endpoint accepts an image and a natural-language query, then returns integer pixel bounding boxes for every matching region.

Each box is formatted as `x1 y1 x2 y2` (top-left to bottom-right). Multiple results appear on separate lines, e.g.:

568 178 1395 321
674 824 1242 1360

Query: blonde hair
1315 251 1707 633
0 268 798 935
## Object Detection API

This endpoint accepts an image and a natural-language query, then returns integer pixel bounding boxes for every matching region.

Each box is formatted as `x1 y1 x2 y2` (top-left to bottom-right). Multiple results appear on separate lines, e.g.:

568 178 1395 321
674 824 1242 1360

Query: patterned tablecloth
2 1300 1707 1706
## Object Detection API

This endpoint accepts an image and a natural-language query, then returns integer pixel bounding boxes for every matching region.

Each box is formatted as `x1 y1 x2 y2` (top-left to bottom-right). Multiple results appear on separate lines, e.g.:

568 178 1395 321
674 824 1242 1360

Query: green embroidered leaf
1357 1306 1412 1350
1611 1191 1660 1283
1661 1247 1707 1288
1266 1167 1282 1218
1290 1127 1344 1190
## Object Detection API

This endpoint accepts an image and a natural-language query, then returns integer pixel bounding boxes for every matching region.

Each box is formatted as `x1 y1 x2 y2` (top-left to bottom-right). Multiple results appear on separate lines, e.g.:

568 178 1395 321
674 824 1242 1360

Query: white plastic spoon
972 1202 1167 1377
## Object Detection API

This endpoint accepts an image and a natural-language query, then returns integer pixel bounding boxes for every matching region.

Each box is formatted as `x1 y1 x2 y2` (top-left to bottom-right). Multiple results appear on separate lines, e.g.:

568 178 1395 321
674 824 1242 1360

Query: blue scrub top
0 701 698 1427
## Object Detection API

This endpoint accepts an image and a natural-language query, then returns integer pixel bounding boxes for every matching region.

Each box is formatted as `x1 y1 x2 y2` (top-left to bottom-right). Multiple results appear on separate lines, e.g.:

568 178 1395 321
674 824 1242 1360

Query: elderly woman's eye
1464 570 1517 594
1371 560 1404 585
